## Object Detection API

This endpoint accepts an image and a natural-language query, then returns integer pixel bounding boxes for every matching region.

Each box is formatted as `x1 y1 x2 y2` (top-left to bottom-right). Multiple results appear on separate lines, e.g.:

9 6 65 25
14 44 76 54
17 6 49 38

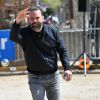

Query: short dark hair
28 6 43 15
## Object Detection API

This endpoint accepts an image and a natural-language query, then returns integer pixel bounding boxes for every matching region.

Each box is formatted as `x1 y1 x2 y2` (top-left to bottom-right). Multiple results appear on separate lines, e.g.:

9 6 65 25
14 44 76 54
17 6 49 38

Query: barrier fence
13 28 100 66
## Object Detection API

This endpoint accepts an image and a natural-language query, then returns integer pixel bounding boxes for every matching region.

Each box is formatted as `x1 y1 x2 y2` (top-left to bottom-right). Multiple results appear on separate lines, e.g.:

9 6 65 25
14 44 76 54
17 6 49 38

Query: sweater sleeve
56 30 71 71
10 21 23 44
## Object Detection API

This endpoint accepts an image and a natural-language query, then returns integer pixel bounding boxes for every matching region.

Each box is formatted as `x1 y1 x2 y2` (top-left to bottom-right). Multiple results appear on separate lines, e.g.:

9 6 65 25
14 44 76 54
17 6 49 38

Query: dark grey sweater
10 22 71 75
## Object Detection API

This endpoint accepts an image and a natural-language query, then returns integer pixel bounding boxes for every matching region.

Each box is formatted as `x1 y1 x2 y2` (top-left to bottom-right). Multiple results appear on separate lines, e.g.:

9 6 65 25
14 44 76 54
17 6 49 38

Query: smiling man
10 6 72 100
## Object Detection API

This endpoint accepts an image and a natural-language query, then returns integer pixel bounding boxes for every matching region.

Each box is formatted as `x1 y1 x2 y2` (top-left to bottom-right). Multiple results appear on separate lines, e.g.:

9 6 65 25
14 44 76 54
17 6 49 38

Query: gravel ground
0 73 100 100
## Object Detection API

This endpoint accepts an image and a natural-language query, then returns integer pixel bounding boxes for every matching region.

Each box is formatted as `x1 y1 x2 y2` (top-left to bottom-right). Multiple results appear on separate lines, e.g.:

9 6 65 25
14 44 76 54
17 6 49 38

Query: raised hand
16 8 29 24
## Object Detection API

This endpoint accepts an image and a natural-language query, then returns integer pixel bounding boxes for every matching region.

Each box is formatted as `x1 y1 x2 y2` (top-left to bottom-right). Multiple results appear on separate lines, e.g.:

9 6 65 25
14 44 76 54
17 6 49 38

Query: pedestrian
10 6 72 100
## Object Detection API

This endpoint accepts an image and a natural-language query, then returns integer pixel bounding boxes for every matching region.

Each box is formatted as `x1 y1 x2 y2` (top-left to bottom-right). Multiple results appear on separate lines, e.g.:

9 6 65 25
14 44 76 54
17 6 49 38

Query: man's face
28 10 44 32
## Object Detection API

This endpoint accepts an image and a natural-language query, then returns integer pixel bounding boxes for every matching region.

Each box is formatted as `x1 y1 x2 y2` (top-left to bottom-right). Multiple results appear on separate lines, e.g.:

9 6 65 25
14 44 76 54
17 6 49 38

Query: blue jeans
28 71 60 100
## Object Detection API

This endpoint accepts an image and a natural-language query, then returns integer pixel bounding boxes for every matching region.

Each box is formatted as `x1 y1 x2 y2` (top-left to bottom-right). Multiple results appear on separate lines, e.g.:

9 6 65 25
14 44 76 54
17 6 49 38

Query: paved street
0 73 100 100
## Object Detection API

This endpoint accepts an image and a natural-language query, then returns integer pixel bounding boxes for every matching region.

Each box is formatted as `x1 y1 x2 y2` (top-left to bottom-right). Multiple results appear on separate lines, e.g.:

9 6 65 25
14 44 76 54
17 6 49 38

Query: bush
0 18 11 29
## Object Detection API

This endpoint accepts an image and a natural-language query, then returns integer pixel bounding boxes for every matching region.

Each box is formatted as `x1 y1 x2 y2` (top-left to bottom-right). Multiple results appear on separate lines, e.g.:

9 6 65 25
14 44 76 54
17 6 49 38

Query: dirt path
0 74 100 100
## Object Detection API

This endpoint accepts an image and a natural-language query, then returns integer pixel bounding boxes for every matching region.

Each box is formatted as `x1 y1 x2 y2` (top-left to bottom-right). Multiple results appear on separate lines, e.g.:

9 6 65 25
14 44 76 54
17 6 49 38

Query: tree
42 0 61 11
0 0 3 6
43 7 54 18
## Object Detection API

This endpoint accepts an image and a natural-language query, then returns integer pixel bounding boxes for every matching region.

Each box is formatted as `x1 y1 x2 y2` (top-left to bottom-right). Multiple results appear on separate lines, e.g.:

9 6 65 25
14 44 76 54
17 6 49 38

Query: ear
42 15 44 21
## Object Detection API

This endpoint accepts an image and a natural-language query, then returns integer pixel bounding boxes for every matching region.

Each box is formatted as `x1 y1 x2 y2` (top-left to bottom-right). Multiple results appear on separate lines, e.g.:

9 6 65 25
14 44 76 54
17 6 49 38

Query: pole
69 0 74 28
35 0 39 6
83 11 87 76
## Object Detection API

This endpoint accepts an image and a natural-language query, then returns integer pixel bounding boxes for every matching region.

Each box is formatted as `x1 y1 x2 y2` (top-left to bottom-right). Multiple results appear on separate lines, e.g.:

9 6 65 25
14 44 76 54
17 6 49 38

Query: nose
32 19 38 24
30 19 37 24
33 19 37 22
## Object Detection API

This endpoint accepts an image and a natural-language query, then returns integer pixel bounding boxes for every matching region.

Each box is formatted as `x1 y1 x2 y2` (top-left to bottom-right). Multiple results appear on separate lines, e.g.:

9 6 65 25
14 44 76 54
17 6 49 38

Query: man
10 6 72 100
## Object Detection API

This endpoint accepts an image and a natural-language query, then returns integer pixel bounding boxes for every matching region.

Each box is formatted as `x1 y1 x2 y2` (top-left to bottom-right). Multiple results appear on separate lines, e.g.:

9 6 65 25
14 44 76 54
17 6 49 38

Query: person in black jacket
10 6 72 100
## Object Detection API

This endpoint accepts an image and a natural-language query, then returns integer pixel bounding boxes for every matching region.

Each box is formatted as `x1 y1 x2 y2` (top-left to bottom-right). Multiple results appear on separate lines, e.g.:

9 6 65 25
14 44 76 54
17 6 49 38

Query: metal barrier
15 44 24 61
14 28 100 63
60 28 100 61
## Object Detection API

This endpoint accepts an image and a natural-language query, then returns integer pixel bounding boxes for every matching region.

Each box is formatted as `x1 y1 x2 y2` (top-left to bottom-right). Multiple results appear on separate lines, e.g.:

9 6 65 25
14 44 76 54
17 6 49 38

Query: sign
0 30 15 61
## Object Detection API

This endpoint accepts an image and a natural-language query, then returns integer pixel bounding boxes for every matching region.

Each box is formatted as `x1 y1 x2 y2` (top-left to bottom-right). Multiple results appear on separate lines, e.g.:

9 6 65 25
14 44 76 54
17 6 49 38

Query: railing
14 28 100 63
60 28 100 61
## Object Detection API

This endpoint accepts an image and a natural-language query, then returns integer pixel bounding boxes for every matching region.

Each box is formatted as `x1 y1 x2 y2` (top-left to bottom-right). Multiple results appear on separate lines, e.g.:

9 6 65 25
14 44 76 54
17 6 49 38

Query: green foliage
43 7 54 17
0 18 10 29
42 0 61 10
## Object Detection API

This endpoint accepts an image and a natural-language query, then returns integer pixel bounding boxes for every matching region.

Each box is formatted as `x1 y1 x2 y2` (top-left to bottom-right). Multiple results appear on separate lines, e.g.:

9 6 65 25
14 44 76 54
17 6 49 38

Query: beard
29 23 43 32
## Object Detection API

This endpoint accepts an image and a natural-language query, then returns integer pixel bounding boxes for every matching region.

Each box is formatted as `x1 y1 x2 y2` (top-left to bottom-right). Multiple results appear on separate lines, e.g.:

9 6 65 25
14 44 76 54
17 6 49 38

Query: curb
0 66 27 76
1 60 100 76
0 66 27 72
0 66 100 76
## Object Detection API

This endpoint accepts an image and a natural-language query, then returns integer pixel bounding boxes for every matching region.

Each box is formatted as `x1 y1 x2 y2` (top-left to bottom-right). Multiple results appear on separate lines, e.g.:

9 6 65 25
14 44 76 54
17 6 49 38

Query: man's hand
62 70 72 81
16 8 29 24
